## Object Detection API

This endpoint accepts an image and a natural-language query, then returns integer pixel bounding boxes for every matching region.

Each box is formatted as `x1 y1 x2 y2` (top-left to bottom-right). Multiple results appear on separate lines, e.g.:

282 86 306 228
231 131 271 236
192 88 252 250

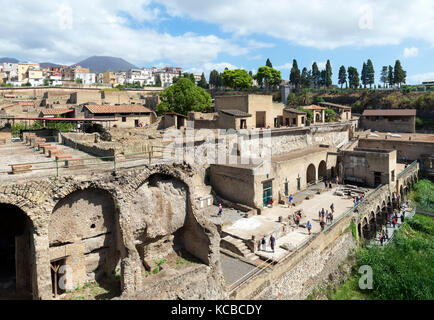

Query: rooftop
41 109 73 116
360 132 434 143
318 102 351 110
85 104 152 114
219 109 252 117
302 105 326 110
362 109 416 117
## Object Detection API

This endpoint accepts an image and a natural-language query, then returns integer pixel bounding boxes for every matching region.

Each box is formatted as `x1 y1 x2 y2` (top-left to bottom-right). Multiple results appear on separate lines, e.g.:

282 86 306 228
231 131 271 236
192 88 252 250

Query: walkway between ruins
369 204 416 247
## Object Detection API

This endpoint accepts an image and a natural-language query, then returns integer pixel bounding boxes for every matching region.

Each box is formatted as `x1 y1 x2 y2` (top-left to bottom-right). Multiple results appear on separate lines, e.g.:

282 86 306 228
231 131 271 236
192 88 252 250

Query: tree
393 60 406 87
209 70 221 89
266 58 273 68
361 62 368 88
366 59 375 88
325 60 333 87
388 65 394 87
301 67 310 88
347 66 360 89
286 93 298 106
324 108 338 122
312 62 320 88
320 70 327 87
221 69 252 89
157 78 212 115
43 78 50 86
75 78 83 84
198 72 208 89
380 66 389 88
289 59 301 90
256 66 281 89
155 74 162 87
338 65 347 88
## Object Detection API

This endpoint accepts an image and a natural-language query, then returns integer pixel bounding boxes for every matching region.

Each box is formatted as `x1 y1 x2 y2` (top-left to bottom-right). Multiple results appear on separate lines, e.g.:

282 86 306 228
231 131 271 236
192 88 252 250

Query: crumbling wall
49 188 120 284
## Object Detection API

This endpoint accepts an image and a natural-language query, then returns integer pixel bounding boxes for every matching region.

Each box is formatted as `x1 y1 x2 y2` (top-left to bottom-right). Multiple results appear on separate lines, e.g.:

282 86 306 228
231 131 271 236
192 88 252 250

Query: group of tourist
353 194 365 207
261 234 276 253
317 204 335 231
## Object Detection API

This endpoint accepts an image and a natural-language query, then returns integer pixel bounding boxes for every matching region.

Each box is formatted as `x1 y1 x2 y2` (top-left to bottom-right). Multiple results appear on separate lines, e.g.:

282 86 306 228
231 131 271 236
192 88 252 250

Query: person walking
318 210 322 221
400 213 405 224
325 210 329 224
329 212 333 224
218 204 222 216
385 228 389 240
295 214 301 228
306 220 312 235
269 235 276 253
379 233 384 246
289 194 294 206
392 217 396 228
261 236 267 251
320 220 325 231
330 203 335 214
329 181 332 189
324 179 328 188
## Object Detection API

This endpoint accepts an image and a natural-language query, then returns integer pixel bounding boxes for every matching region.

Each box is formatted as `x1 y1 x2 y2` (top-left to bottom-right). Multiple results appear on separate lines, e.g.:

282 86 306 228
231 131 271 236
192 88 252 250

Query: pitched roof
219 109 252 117
85 104 152 114
362 109 416 117
18 102 34 106
283 108 306 115
302 105 326 110
41 109 73 115
318 102 351 110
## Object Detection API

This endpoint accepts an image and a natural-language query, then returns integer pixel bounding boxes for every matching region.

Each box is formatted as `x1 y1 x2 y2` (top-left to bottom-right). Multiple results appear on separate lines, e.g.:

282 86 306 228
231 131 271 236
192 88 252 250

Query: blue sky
1 0 433 84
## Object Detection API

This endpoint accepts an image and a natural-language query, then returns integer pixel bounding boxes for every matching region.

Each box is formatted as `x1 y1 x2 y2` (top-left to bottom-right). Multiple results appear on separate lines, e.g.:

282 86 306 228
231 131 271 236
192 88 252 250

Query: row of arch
306 160 329 184
0 170 211 300
357 170 418 240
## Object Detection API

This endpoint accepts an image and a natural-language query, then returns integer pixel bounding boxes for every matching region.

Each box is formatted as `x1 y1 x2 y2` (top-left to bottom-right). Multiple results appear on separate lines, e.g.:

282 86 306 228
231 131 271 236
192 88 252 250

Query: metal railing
228 183 388 295
397 160 418 179
1 143 167 177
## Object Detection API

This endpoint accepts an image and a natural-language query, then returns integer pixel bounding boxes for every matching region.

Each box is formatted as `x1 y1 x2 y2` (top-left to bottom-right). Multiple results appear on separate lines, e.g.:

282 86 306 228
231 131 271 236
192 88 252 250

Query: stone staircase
221 235 258 263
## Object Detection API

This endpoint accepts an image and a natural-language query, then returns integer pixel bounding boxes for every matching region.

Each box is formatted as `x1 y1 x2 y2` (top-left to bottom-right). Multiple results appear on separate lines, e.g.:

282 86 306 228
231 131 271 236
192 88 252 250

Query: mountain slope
0 57 20 63
40 62 63 68
73 56 137 73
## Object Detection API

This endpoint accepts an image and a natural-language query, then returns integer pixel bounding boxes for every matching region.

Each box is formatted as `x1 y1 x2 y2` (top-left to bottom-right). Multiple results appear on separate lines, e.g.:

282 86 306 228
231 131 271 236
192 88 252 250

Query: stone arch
306 163 316 185
49 188 120 293
318 160 327 181
362 217 369 239
0 203 34 299
129 172 211 274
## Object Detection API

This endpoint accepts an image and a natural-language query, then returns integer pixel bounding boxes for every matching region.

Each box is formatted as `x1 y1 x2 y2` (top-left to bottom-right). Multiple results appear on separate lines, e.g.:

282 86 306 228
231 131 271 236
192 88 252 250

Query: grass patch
331 214 434 300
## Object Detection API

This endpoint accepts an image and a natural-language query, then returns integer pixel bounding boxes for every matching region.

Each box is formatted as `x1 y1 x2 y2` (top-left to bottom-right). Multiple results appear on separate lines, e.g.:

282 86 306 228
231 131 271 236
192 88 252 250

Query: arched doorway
306 164 316 185
49 188 120 297
130 173 208 274
318 161 327 181
0 204 33 299
362 217 369 239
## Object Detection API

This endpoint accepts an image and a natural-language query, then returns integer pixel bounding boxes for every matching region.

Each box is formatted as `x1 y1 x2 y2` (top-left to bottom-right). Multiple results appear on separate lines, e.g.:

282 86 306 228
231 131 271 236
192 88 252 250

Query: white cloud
185 62 238 75
403 47 419 58
276 63 292 70
0 0 247 67
407 72 434 84
158 0 434 49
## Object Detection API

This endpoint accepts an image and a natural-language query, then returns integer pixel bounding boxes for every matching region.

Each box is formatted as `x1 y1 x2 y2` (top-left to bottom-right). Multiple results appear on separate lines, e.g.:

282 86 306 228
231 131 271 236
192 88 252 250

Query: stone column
31 231 52 300
321 110 325 123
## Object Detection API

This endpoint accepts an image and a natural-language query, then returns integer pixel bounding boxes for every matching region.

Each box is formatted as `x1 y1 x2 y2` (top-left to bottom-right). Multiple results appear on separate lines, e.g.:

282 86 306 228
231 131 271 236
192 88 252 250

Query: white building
75 72 96 85
2 62 18 81
155 67 182 88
